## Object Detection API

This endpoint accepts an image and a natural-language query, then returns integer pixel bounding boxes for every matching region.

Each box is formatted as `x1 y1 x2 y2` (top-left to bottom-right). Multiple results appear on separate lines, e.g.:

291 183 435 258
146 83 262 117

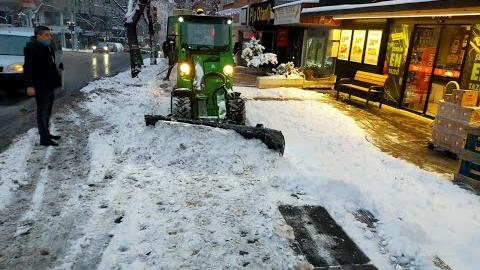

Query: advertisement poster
338 30 352 61
364 30 383 65
349 30 366 63
462 24 480 90
383 24 412 104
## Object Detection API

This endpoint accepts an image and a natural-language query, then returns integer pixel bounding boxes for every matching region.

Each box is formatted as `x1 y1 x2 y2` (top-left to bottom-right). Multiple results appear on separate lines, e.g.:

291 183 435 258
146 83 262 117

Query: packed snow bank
241 88 480 270
0 129 37 210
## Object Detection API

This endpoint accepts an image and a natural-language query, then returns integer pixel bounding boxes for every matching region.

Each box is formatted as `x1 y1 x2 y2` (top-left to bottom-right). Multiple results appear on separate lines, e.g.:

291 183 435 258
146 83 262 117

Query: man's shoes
40 140 59 147
50 134 61 140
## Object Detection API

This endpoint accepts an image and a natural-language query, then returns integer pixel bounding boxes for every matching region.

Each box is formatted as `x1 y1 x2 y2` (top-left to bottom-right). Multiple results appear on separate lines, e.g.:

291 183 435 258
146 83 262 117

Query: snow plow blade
145 115 285 155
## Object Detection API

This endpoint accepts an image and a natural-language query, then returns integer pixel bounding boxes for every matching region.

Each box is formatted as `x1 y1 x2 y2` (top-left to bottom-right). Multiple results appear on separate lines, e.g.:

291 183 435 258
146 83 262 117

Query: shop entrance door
403 26 441 113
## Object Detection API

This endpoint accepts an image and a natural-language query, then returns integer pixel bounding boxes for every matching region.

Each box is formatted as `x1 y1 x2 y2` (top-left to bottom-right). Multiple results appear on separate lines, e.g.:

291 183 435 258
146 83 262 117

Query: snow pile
56 61 302 269
236 86 325 101
273 62 305 79
241 89 480 270
241 38 278 68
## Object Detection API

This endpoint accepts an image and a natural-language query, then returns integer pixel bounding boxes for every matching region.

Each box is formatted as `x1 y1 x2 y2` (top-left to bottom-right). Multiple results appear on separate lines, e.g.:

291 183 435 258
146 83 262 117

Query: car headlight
223 65 233 76
179 62 190 76
92 45 97 50
103 46 108 51
7 63 24 73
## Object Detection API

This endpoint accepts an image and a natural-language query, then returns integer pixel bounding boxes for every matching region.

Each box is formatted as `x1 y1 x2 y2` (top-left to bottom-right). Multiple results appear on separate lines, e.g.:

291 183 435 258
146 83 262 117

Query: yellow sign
338 30 352 61
364 30 383 66
350 30 366 63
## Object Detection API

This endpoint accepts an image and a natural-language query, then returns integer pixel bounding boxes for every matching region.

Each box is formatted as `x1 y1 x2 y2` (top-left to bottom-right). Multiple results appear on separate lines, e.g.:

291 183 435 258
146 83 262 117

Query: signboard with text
338 30 352 61
364 30 383 66
274 4 301 25
248 0 274 28
350 30 366 63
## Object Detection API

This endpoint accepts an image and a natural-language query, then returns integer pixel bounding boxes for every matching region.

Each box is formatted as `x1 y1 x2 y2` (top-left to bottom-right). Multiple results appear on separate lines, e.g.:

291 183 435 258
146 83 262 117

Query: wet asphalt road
0 51 130 151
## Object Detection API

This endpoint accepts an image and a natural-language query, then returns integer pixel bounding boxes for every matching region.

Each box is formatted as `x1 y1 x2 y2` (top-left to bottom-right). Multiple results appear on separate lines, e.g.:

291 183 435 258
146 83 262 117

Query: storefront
383 19 480 117
302 0 480 118
274 2 340 68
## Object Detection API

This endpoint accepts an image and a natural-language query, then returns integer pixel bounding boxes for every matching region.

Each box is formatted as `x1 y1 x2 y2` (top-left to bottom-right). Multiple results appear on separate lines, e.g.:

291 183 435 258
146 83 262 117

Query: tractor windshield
181 17 229 52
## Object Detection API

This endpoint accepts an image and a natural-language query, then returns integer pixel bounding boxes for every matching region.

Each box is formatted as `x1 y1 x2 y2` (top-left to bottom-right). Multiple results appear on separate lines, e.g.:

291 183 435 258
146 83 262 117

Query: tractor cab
167 14 237 121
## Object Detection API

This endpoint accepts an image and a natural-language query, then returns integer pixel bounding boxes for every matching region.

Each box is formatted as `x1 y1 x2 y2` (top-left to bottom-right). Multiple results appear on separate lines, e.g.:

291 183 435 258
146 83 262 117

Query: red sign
276 28 288 48
21 0 39 8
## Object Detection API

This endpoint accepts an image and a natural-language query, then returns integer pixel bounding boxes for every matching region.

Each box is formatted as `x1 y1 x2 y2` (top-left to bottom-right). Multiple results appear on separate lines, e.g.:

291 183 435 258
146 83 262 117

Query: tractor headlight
179 62 190 76
92 45 97 50
103 46 108 51
223 65 233 76
6 63 24 73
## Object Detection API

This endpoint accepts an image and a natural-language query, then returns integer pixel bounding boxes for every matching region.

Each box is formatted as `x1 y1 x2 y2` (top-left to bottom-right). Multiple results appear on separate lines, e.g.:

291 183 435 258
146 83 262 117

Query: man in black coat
24 26 62 146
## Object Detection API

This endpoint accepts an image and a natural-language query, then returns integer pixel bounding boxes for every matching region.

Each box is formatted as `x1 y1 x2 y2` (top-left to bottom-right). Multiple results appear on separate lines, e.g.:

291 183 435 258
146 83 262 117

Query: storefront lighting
178 16 184 22
227 19 232 25
333 12 480 20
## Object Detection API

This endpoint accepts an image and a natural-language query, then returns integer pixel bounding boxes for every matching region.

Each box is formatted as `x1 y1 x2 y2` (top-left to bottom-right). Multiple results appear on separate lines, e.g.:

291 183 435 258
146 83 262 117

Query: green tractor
145 13 285 155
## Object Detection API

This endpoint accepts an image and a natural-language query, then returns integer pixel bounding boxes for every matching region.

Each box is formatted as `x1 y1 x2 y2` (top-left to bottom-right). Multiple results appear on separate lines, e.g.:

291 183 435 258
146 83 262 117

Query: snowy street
1 60 480 270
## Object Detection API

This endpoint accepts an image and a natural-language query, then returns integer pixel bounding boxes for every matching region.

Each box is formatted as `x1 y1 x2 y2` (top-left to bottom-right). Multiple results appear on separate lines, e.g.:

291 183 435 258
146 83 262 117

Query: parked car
0 26 63 96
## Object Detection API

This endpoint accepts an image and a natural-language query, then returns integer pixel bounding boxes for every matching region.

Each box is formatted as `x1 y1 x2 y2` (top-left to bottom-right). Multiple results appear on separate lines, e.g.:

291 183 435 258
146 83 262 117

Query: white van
0 26 63 95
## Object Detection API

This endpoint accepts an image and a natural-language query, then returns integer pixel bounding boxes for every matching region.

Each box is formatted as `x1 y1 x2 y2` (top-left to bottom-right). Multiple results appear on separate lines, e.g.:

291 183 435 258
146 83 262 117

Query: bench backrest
354 71 388 86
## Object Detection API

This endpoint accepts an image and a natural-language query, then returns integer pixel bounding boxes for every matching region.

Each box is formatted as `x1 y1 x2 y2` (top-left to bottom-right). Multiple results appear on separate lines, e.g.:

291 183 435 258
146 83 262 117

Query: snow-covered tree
241 38 278 68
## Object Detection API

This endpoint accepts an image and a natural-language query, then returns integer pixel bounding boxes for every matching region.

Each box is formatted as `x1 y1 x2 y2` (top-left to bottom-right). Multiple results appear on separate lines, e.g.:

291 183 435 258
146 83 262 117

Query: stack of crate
432 90 480 154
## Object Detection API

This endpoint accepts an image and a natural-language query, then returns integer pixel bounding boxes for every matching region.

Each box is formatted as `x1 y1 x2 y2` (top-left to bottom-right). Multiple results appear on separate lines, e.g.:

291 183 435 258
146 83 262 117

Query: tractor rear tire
226 93 246 125
172 96 191 119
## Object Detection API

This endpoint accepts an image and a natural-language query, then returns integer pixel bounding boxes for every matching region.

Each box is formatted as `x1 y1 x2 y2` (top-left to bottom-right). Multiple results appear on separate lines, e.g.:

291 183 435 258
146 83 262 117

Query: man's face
37 30 52 42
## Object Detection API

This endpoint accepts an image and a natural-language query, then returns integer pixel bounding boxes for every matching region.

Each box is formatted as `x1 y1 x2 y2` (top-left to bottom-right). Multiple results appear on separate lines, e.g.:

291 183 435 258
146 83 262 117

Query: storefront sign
300 16 340 26
249 0 274 27
364 30 383 66
338 30 352 61
274 4 301 25
350 30 366 63
464 24 480 90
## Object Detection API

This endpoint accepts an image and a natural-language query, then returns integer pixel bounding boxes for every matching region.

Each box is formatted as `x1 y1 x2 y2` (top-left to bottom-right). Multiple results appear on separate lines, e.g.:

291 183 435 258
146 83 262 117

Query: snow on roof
273 0 319 10
302 0 440 14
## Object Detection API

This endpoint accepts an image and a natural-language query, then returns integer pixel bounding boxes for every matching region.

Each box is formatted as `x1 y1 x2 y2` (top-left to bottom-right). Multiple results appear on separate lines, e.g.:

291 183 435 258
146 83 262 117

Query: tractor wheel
226 93 246 125
172 96 191 119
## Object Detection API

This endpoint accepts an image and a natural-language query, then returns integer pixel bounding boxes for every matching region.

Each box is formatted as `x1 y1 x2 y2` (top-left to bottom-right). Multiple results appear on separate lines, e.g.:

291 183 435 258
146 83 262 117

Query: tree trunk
146 4 157 65
126 23 143 77
125 0 150 78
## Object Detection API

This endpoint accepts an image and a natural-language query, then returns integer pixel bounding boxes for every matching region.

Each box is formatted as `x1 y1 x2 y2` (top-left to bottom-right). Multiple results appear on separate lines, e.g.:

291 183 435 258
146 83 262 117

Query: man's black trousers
35 89 54 143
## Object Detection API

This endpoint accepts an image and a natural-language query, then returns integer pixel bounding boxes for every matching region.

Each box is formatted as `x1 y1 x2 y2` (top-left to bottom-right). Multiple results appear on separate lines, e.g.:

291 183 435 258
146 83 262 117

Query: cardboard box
443 94 453 103
432 125 466 154
452 89 479 107
437 101 480 123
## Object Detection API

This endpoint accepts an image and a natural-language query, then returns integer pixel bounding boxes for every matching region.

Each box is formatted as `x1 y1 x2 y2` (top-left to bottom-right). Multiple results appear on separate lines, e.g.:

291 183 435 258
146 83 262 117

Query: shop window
461 24 480 90
305 36 326 66
434 25 470 80
383 24 413 104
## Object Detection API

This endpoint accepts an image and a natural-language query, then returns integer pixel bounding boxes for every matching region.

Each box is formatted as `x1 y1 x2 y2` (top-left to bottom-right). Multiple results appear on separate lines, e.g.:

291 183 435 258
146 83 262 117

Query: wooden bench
336 71 388 108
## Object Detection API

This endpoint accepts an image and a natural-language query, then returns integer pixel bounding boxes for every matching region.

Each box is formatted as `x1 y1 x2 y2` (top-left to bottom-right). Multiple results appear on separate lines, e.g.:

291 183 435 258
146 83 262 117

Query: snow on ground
1 61 480 270
239 86 480 270
0 129 37 210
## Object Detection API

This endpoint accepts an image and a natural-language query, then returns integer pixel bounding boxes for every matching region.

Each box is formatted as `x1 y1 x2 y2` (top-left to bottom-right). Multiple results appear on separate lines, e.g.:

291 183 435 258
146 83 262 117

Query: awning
302 0 480 19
